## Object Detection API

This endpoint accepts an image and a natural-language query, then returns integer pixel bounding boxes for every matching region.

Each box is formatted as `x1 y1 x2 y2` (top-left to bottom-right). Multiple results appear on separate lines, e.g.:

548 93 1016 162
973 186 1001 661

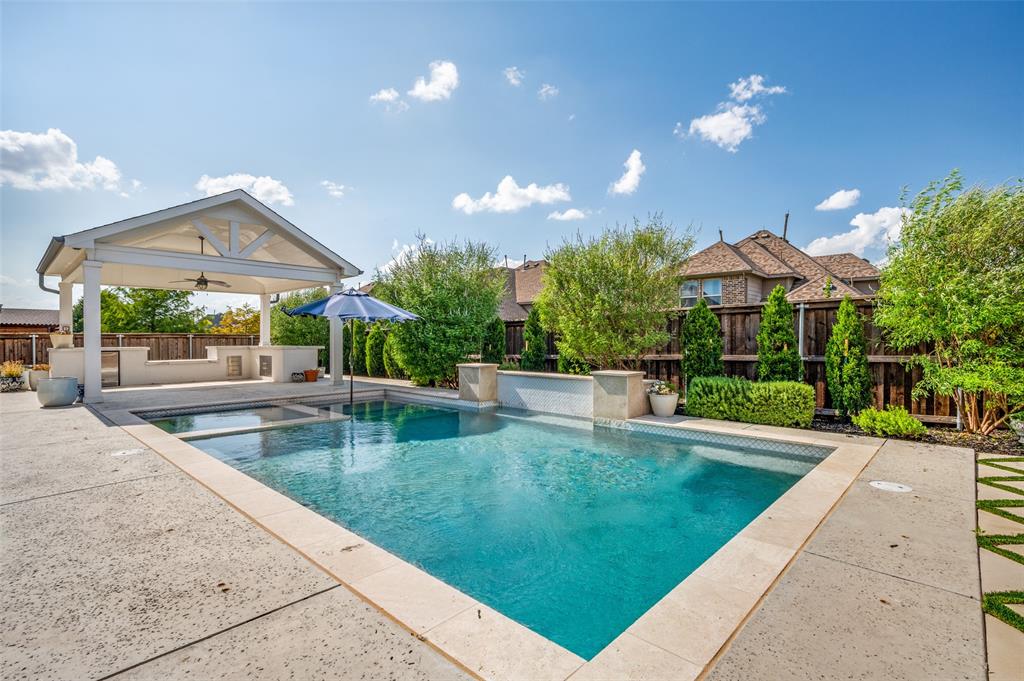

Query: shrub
480 316 506 365
520 306 547 371
272 288 336 368
681 298 723 386
1 360 25 378
383 333 407 379
686 376 815 428
365 323 387 377
372 236 505 387
556 343 590 375
756 285 802 381
852 406 927 438
498 361 521 371
825 297 873 418
350 320 367 375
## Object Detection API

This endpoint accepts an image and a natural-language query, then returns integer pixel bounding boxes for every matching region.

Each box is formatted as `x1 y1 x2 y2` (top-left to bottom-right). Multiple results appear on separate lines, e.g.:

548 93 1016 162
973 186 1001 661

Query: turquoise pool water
150 405 312 433
189 400 824 659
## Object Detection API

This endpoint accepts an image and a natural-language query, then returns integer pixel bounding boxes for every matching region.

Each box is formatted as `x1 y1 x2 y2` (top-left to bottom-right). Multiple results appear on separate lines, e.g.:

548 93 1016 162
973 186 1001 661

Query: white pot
649 393 679 417
50 333 73 349
28 369 49 391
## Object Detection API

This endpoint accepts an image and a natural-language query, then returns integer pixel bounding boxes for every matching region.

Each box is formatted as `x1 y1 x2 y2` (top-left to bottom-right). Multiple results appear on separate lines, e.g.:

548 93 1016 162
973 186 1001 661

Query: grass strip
982 591 1024 633
978 534 1024 566
977 498 1024 525
978 457 1024 474
978 475 1024 497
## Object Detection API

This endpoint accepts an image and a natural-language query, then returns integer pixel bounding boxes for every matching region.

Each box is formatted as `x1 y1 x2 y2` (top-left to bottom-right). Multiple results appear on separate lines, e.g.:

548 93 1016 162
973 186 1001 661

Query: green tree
271 288 333 367
480 316 507 364
520 306 547 371
373 235 505 387
365 322 387 377
825 297 873 418
873 172 1024 434
536 215 695 369
350 320 367 375
756 285 802 381
209 303 260 335
556 343 590 375
73 288 203 333
383 333 407 379
680 298 723 386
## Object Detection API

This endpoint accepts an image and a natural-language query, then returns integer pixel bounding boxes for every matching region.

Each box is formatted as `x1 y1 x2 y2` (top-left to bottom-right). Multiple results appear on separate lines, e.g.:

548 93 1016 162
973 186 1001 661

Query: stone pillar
457 363 498 403
82 259 103 403
592 370 649 421
58 281 74 330
328 284 345 385
259 293 272 346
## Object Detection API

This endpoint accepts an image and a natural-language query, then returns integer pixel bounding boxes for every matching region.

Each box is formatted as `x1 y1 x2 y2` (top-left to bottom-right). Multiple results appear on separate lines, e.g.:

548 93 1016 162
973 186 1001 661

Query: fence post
30 335 37 365
188 334 194 359
797 303 806 358
117 333 124 347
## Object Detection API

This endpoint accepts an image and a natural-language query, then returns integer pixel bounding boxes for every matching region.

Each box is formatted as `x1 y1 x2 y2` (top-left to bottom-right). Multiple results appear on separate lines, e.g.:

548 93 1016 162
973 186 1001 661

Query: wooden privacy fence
505 300 956 423
0 333 259 365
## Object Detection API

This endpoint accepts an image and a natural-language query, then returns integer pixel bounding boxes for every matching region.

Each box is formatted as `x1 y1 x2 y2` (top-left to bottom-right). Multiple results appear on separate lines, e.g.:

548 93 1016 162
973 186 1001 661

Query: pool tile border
106 389 884 681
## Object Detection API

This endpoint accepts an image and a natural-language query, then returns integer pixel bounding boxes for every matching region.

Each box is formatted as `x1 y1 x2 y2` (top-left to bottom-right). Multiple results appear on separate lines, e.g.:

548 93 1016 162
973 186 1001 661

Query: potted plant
303 368 319 382
0 360 26 392
28 364 50 391
647 380 680 417
50 325 73 349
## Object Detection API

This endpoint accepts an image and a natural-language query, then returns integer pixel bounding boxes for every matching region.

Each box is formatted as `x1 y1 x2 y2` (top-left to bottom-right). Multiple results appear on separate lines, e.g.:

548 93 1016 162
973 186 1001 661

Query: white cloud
729 74 787 102
195 173 294 206
537 83 559 101
815 188 861 211
408 60 459 102
504 66 525 86
686 104 766 153
609 149 646 196
683 74 786 152
804 206 910 256
452 175 570 215
369 88 408 113
547 208 587 221
0 128 125 192
321 180 347 199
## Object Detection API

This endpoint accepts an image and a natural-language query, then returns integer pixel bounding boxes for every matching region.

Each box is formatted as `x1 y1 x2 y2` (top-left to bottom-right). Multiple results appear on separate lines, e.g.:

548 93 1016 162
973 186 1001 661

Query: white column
259 293 272 346
329 284 344 385
82 260 103 403
58 281 74 330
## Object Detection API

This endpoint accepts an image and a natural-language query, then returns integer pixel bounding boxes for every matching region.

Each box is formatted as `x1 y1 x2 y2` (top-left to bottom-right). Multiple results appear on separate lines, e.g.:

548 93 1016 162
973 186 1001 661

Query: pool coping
102 389 885 681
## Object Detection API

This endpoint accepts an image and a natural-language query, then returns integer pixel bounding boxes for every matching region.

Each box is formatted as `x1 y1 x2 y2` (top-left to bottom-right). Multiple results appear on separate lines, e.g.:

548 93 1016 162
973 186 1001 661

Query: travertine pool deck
0 380 988 680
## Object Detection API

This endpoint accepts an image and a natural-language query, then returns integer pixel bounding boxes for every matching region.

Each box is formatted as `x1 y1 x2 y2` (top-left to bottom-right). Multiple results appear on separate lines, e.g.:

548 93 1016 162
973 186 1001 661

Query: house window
703 278 722 305
680 280 699 308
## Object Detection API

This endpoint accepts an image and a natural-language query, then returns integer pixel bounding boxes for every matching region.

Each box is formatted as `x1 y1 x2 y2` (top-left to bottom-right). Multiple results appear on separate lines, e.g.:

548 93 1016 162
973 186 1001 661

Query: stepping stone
1009 604 1024 618
978 484 1018 501
985 614 1024 681
978 463 1024 478
996 544 1024 560
979 510 1024 536
980 550 1024 593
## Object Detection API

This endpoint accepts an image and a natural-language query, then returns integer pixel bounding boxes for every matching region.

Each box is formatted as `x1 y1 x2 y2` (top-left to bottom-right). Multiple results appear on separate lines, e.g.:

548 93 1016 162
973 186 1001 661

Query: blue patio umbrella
283 288 419 402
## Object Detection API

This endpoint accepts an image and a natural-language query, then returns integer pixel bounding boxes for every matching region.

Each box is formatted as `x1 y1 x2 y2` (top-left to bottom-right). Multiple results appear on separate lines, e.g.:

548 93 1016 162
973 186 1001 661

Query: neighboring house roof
357 281 375 294
496 260 546 322
684 241 767 277
812 253 880 280
737 230 865 299
734 239 795 276
498 268 529 321
0 306 60 328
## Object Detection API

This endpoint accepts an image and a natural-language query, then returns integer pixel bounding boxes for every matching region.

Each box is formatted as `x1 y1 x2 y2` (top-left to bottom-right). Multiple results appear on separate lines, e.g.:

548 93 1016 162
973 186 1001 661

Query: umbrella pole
349 318 354 405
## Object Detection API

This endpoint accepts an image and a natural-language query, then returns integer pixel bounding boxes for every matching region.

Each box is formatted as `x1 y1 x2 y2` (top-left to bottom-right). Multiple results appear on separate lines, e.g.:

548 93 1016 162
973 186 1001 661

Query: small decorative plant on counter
49 326 73 349
647 380 680 417
0 361 26 392
28 364 51 391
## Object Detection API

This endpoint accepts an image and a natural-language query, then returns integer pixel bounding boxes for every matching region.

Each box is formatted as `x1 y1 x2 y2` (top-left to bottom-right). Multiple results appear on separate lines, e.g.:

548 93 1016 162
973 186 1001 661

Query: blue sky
2 1 1021 311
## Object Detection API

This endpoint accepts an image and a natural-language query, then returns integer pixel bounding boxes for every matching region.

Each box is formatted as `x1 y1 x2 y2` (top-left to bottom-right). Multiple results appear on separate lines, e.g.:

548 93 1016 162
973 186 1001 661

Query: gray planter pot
28 369 49 391
37 377 79 407
649 393 679 417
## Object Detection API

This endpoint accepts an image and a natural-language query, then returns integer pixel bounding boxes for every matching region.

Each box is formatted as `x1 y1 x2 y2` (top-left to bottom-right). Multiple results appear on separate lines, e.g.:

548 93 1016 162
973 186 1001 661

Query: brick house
680 229 880 307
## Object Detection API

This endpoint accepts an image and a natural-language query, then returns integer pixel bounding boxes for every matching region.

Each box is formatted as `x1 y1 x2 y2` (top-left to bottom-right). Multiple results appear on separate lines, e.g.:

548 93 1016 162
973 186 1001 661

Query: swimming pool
176 399 827 659
149 404 314 433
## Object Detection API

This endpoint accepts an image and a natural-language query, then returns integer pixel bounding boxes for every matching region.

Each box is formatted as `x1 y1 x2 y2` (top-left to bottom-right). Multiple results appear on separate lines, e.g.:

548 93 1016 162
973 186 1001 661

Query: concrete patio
0 380 993 680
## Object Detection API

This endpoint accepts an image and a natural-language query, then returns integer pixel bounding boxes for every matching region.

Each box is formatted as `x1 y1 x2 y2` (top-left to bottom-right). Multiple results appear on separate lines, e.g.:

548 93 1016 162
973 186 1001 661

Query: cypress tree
520 306 547 371
680 298 723 386
756 285 802 381
825 297 873 418
365 322 387 377
350 320 368 375
480 317 507 364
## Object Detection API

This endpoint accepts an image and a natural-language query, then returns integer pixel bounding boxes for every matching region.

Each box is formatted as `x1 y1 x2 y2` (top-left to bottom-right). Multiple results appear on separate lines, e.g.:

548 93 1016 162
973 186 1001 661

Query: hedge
686 376 815 428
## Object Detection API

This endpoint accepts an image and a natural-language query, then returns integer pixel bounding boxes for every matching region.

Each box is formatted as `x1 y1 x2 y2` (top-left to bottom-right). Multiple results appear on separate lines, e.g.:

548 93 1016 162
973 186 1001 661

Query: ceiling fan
169 236 231 290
